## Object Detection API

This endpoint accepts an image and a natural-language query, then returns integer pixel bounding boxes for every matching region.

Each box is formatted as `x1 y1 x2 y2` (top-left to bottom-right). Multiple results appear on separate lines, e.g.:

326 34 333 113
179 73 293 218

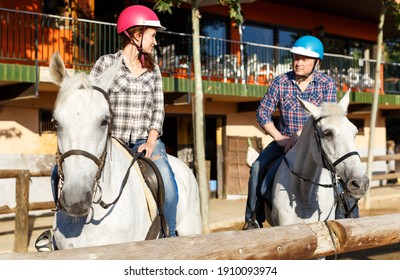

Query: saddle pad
134 163 158 222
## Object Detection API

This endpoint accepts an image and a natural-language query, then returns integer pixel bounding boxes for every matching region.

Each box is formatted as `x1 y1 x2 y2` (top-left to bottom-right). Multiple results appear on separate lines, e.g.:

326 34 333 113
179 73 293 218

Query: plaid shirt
257 70 337 137
90 50 164 144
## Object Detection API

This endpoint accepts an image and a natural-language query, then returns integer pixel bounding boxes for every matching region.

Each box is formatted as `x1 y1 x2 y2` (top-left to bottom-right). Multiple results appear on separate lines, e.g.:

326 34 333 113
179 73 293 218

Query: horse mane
54 72 93 109
320 101 347 118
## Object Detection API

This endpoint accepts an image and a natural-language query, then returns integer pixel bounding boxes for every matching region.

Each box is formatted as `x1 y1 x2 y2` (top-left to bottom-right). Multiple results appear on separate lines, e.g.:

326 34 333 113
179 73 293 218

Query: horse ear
297 95 321 118
49 51 68 86
338 89 351 113
93 56 123 92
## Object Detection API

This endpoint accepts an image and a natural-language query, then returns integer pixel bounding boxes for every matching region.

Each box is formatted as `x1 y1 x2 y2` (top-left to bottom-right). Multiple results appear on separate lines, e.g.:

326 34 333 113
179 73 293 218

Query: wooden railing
1 154 399 253
0 169 54 253
360 153 400 182
1 213 400 260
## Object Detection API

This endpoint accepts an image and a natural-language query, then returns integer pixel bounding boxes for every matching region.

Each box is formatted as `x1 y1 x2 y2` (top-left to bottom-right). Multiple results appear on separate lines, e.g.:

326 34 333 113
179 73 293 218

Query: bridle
54 85 136 212
283 115 360 217
312 115 360 174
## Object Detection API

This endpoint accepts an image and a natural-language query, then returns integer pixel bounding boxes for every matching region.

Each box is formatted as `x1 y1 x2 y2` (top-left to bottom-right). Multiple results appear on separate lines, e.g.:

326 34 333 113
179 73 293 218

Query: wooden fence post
14 170 30 253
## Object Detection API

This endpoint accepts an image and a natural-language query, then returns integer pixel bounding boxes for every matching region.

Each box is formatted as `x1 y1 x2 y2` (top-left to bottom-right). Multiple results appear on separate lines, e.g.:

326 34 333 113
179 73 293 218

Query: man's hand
283 130 302 153
275 135 290 150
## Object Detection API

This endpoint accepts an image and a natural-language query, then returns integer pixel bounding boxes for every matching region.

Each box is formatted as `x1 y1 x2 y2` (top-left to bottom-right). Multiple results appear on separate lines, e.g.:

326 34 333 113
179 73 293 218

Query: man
243 35 337 230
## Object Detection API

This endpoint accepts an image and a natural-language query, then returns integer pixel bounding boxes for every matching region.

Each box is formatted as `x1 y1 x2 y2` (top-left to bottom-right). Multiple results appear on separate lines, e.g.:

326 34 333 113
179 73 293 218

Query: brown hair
120 26 156 72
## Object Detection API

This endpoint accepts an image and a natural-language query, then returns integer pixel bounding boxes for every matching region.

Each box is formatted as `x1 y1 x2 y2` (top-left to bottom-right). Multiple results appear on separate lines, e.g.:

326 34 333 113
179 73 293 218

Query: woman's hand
138 141 155 158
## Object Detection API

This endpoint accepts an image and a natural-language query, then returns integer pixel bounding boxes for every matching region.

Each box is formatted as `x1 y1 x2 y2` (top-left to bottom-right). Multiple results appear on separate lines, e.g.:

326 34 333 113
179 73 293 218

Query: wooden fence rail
0 154 399 253
1 213 399 260
0 169 54 253
360 153 400 182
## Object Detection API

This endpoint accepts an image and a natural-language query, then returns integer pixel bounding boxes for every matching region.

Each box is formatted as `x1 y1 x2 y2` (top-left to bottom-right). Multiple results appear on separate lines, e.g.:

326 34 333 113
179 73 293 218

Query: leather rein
283 115 360 217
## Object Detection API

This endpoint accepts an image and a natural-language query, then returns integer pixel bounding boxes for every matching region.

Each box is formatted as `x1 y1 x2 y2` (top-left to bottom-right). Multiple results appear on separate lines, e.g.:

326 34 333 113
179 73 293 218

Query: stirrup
242 219 260 230
35 229 54 252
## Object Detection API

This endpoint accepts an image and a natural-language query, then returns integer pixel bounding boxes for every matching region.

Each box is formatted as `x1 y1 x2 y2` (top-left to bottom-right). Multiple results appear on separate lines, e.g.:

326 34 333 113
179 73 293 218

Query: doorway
162 114 224 196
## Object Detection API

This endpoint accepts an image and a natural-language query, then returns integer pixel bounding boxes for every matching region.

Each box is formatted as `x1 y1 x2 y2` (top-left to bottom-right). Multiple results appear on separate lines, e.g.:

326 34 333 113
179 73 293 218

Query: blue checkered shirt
257 70 337 136
90 50 164 144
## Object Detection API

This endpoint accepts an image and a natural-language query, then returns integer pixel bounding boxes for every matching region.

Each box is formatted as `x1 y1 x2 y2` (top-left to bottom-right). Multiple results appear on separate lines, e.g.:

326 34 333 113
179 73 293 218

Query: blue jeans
129 138 179 237
245 141 284 223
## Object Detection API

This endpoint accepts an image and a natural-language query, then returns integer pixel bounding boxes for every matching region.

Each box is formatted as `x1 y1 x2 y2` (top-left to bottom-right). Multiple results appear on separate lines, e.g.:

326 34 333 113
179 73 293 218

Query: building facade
0 0 399 200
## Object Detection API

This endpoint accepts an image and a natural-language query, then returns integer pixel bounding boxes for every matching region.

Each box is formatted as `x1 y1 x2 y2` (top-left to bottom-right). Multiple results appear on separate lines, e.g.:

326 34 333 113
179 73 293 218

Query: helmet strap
124 27 146 67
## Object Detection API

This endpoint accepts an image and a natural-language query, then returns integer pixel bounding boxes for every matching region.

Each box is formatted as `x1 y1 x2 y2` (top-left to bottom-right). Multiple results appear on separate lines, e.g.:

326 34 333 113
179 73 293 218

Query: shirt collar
288 70 320 85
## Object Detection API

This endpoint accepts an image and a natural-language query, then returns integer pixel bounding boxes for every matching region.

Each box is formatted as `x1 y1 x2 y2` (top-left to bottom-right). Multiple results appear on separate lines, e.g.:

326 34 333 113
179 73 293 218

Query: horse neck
101 138 140 199
286 118 322 176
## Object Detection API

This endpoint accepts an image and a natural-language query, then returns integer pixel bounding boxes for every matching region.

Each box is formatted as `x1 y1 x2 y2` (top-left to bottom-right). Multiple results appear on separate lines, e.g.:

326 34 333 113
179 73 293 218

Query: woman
90 5 178 237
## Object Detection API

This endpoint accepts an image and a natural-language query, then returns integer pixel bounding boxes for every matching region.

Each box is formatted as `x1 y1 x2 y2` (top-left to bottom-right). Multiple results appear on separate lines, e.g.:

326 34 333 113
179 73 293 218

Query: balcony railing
1 8 399 94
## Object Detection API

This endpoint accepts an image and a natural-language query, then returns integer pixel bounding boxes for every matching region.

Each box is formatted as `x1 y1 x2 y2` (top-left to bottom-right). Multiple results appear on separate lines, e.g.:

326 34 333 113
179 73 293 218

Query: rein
283 115 360 217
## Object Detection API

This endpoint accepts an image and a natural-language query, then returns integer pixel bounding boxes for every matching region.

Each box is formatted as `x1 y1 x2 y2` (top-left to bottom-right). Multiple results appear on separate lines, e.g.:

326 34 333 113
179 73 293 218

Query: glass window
278 30 298 48
242 25 273 45
201 18 227 39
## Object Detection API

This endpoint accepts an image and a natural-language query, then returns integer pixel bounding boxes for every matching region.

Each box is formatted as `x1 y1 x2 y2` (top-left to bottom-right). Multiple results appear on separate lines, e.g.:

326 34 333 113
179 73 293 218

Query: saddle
117 138 170 239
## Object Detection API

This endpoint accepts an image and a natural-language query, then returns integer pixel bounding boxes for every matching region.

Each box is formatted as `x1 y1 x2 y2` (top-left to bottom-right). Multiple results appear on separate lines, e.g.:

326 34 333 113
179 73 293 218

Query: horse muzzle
59 191 92 216
345 174 370 199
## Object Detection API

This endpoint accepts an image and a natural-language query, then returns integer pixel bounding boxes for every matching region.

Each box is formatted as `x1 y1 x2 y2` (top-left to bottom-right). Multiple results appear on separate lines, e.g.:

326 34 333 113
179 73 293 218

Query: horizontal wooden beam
360 153 400 162
1 213 399 260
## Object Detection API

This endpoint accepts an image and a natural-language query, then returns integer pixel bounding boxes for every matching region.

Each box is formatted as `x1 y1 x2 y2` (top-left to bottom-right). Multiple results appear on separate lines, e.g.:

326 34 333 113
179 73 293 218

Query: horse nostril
59 191 92 216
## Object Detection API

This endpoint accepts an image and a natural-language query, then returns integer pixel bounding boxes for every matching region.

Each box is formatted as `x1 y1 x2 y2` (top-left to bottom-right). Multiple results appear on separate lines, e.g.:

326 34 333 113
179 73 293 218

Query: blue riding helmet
290 35 324 60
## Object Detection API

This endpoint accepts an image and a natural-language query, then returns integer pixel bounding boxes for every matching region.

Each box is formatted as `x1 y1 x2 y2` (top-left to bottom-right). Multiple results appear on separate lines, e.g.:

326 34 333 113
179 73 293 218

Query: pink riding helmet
117 5 166 34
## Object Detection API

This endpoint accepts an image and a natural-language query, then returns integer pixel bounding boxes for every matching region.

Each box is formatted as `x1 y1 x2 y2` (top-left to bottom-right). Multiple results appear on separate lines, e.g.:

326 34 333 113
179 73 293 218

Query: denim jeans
130 138 179 237
245 141 284 223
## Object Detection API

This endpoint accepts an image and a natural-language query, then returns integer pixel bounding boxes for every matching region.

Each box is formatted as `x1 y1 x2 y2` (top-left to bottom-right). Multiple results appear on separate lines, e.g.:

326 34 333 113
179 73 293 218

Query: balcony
1 8 400 102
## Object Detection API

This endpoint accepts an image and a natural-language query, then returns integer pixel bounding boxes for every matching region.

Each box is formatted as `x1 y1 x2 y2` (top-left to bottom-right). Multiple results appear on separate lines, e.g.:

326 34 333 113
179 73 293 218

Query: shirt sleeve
256 79 280 127
148 65 165 136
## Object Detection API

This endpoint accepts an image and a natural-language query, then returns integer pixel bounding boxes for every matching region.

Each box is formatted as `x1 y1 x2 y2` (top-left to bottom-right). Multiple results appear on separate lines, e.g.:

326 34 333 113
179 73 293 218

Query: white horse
44 52 202 250
266 92 370 226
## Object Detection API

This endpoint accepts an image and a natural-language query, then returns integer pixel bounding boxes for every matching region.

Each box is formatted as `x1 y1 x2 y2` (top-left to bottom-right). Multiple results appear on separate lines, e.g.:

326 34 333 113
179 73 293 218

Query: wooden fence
0 213 399 260
0 154 399 253
0 170 54 253
360 153 400 182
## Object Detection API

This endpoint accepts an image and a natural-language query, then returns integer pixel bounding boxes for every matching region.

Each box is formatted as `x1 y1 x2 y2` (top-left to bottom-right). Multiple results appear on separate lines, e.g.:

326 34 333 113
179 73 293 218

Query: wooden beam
1 213 399 260
360 153 400 162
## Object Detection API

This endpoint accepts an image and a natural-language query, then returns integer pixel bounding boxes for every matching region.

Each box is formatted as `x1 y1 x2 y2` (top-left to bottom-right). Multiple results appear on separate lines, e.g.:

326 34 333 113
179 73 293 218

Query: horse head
297 90 370 199
49 51 118 216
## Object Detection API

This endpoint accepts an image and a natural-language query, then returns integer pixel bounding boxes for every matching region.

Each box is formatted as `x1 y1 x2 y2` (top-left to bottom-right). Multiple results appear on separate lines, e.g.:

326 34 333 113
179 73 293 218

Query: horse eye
101 119 109 127
323 130 333 138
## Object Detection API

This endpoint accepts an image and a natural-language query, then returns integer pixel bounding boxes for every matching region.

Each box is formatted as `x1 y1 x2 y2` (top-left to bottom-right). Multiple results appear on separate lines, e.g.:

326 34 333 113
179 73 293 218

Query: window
40 109 56 134
349 118 365 135
242 24 273 45
278 30 297 48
